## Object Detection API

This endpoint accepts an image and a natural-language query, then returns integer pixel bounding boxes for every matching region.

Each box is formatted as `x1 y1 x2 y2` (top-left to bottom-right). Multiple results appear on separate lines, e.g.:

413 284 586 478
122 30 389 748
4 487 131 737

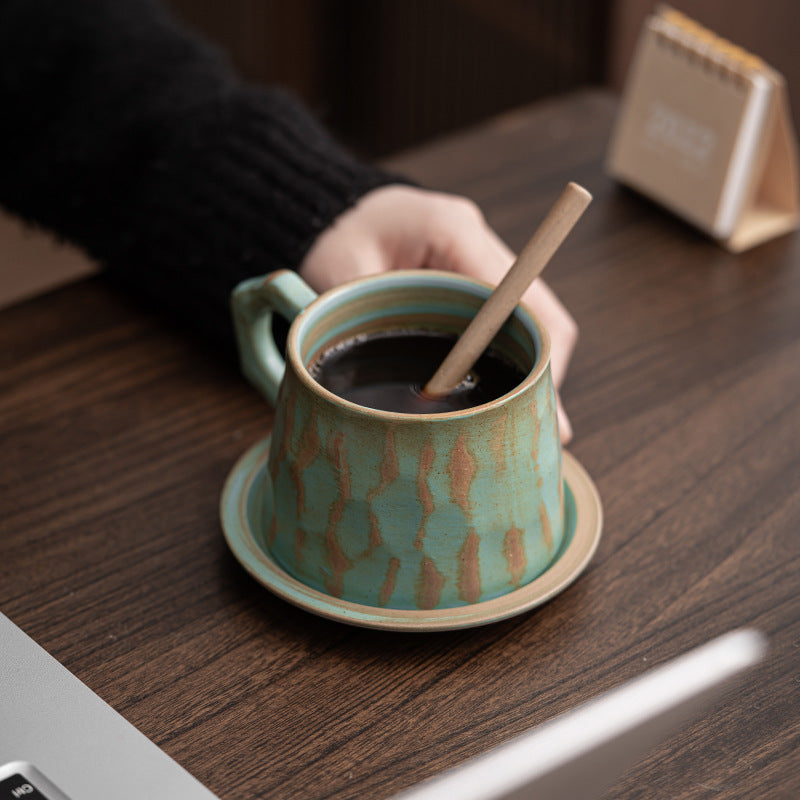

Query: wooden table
2 90 798 799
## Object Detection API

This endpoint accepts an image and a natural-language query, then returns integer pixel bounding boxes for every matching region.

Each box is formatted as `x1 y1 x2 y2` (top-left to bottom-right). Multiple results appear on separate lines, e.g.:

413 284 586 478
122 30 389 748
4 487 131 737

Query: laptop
0 612 765 800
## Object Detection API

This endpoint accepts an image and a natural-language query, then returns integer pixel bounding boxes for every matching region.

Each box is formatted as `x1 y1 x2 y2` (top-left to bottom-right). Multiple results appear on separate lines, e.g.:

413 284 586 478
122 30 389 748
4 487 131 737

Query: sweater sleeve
0 0 402 353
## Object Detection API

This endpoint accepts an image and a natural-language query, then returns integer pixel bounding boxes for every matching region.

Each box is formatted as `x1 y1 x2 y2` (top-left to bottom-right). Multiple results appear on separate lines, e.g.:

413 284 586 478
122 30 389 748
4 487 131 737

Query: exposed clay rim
285 270 552 421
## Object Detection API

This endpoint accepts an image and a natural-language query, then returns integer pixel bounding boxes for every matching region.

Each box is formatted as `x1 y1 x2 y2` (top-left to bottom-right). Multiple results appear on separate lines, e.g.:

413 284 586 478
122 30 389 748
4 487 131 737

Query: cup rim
285 269 553 420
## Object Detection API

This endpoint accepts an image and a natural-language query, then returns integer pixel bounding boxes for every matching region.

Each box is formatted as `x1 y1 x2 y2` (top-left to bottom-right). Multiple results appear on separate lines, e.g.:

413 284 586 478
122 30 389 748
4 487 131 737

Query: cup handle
231 270 318 406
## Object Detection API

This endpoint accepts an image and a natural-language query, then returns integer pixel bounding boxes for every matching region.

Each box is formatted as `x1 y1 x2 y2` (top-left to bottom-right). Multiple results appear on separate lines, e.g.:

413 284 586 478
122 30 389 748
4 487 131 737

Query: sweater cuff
103 88 409 355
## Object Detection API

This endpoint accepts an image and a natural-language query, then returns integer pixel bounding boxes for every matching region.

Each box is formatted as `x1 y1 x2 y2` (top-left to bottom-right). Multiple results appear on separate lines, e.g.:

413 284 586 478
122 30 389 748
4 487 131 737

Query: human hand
298 185 578 443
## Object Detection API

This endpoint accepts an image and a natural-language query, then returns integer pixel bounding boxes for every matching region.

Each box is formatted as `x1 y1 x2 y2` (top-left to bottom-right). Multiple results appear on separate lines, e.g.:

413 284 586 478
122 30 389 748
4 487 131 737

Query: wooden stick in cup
422 181 592 398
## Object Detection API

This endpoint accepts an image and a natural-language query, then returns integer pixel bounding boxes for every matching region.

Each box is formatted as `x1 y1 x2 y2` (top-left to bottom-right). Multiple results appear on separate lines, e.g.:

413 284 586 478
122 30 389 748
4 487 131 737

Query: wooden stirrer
422 182 592 398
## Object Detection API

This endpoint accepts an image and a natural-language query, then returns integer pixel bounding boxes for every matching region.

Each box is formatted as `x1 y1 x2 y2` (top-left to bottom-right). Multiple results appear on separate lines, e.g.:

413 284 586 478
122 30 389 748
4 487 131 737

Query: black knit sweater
0 0 400 354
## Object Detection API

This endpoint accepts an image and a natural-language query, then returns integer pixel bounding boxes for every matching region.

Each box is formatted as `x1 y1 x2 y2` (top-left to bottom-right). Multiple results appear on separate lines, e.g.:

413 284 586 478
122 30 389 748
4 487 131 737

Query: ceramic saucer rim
220 436 602 631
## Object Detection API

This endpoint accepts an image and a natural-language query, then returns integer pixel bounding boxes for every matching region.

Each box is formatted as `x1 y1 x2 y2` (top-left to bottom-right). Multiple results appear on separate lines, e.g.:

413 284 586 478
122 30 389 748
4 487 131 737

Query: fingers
299 186 429 289
298 220 386 291
556 394 573 445
522 279 578 390
421 197 516 281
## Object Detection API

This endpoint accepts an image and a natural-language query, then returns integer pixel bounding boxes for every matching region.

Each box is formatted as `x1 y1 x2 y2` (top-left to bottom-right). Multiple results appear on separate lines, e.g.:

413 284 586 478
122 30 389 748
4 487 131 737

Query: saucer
220 436 603 631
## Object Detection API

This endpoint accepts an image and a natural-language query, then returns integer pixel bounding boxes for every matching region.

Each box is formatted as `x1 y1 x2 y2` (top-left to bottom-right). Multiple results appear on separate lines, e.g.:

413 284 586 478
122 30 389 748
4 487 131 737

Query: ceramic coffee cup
231 269 564 610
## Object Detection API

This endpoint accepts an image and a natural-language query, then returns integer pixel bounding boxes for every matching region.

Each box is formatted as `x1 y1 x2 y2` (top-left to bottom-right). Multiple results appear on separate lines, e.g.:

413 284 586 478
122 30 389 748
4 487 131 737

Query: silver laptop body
0 613 765 800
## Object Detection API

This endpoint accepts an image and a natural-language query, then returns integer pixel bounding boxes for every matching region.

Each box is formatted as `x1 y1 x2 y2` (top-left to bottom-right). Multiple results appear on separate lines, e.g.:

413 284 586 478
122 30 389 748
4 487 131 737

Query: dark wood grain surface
2 90 798 799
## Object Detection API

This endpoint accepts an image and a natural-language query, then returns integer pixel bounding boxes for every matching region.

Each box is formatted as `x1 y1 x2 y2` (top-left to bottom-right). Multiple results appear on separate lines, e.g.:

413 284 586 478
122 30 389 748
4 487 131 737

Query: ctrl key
0 765 71 800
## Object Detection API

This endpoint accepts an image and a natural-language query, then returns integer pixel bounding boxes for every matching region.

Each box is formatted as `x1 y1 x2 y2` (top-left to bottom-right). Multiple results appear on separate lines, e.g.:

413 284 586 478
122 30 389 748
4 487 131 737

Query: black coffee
308 330 528 413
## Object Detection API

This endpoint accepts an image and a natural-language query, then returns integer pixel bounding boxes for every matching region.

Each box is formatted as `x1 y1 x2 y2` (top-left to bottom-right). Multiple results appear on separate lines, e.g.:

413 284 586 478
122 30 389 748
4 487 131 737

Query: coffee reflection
309 330 527 414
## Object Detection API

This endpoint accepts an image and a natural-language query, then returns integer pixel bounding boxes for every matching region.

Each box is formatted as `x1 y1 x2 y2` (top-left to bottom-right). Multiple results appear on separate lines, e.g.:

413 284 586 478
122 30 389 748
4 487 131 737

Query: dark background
165 0 609 157
164 0 800 158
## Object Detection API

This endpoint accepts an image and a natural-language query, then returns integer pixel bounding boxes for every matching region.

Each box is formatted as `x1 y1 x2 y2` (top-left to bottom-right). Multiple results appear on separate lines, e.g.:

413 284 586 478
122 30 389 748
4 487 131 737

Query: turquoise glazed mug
231 269 563 610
